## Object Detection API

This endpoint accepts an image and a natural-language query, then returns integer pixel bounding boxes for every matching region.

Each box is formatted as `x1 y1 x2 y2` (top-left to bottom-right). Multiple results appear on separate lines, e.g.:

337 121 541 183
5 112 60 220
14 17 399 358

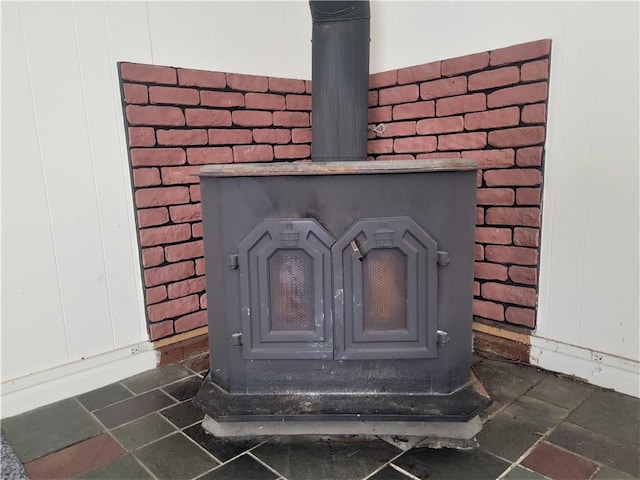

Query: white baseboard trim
1 342 158 418
530 336 640 398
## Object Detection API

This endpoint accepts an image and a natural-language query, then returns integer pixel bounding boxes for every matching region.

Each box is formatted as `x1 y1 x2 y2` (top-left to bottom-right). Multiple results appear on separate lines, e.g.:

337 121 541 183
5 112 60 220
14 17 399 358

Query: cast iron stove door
238 219 334 359
332 217 439 360
238 216 440 362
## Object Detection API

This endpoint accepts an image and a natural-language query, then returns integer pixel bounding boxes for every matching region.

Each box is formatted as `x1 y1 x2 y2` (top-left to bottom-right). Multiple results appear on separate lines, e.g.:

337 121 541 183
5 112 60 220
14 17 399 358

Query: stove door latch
227 254 239 270
231 332 243 346
437 251 450 266
350 240 365 262
437 330 450 345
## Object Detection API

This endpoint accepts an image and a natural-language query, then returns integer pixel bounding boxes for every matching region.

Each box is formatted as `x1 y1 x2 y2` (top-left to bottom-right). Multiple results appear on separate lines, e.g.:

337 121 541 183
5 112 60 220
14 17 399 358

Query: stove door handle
350 240 365 262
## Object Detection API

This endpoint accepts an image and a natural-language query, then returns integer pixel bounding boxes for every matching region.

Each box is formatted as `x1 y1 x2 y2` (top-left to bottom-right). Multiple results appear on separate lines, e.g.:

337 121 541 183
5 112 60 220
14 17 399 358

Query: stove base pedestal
194 372 490 442
201 413 483 442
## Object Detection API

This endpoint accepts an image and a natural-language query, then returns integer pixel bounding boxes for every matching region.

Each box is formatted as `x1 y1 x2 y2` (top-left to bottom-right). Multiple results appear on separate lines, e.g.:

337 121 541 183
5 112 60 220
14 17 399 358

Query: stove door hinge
437 251 450 266
227 254 239 270
231 332 243 346
437 330 450 345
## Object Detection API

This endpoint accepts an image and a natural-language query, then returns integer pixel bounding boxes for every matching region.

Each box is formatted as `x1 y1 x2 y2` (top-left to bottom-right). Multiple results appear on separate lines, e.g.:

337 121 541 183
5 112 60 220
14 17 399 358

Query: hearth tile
521 442 598 480
23 433 125 479
526 374 595 410
121 363 192 394
393 445 510 479
502 394 570 431
476 411 542 461
159 400 204 428
183 424 261 462
473 359 547 405
592 465 637 479
181 353 210 375
252 435 400 480
567 389 640 446
74 455 153 479
93 389 176 429
134 432 219 480
110 413 176 451
547 421 640 477
503 466 546 479
368 465 413 479
1 398 104 462
162 375 203 402
199 454 278 480
76 382 133 411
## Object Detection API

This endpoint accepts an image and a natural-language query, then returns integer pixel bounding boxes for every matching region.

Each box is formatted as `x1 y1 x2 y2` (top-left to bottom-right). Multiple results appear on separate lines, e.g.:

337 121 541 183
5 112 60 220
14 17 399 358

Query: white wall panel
536 3 603 342
146 2 215 70
72 2 148 347
103 2 153 66
1 2 69 380
146 1 311 78
19 2 115 360
577 3 639 360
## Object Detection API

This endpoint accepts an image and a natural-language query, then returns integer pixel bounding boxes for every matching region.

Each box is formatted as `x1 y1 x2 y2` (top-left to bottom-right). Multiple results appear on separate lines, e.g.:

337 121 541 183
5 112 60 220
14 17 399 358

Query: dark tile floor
2 353 639 480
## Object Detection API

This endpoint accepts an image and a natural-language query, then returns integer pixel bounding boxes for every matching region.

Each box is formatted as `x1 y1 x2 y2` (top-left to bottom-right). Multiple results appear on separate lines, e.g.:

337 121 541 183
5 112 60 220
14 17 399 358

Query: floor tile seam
77 452 160 480
538 436 623 472
109 409 178 439
497 463 550 480
361 444 412 479
165 415 206 431
74 396 116 434
119 381 138 396
179 357 208 376
123 369 198 396
192 463 221 480
98 390 181 430
62 398 134 473
117 424 180 453
480 371 554 423
563 393 640 448
526 385 596 413
132 454 160 480
74 400 163 479
499 419 579 479
159 379 202 403
130 430 220 480
387 463 421 480
25 430 129 480
561 387 599 418
246 450 288 479
171 429 224 465
209 434 279 467
559 419 640 448
83 384 178 415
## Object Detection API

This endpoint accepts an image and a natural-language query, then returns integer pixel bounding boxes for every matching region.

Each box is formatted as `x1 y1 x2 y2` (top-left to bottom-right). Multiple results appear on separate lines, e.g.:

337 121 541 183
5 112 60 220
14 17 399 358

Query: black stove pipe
309 1 370 162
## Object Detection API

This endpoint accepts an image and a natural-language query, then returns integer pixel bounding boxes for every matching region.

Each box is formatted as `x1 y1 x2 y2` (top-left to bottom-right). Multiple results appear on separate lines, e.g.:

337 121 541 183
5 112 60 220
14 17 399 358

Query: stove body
194 161 489 435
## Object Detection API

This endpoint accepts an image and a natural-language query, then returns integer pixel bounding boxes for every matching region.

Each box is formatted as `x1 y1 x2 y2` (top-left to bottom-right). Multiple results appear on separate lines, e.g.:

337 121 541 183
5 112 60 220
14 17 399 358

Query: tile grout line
246 451 288 480
171 429 225 466
388 463 422 480
483 382 612 480
73 397 160 480
120 368 199 397
361 445 413 480
119 380 138 396
191 434 282 480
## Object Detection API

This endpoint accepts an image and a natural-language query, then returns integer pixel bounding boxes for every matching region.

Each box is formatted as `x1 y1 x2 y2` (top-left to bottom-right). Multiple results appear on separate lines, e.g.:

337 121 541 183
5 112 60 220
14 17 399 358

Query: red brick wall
366 39 550 329
120 64 312 340
119 38 550 341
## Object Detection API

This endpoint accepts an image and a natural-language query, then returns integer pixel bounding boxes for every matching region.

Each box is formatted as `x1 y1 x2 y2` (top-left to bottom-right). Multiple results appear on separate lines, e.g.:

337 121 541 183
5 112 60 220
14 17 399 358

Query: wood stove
193 1 490 441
